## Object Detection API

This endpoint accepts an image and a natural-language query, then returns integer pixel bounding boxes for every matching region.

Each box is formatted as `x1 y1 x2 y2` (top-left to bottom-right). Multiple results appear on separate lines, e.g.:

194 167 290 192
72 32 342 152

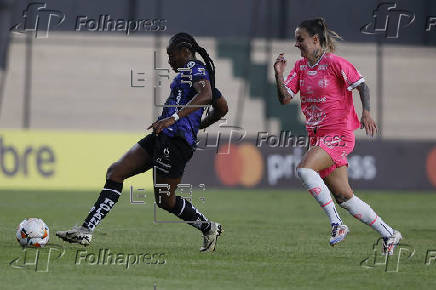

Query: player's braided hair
298 18 343 53
169 32 216 89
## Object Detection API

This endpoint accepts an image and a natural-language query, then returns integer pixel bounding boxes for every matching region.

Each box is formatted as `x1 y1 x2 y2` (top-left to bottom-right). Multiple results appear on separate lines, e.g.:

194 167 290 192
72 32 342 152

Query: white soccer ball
16 218 49 248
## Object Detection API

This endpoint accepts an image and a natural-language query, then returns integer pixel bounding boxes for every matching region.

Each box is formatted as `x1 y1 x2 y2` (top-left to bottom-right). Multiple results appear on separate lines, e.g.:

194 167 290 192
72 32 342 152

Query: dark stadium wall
8 0 436 45
182 139 436 190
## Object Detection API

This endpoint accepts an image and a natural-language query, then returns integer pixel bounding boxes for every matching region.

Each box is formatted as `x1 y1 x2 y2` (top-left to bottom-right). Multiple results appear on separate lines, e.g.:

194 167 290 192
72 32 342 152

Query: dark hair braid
169 32 216 88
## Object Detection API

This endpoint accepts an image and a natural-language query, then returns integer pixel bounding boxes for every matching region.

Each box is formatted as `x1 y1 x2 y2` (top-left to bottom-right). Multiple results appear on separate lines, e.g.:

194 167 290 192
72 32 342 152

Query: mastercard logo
214 143 263 187
426 146 436 188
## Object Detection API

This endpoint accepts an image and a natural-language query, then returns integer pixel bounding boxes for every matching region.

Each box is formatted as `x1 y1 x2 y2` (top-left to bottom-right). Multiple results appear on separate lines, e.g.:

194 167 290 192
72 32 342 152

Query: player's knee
156 198 175 212
335 195 346 204
106 162 123 181
296 167 316 181
296 162 306 170
156 200 168 210
336 191 354 204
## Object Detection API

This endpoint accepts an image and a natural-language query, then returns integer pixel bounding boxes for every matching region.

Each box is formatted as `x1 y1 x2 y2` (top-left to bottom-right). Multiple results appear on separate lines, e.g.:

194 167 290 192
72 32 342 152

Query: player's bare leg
325 166 402 255
296 146 348 246
154 174 222 252
56 144 152 245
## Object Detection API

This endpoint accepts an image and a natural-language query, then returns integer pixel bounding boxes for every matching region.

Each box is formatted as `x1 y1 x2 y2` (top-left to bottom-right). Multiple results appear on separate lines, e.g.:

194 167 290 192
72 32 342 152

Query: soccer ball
16 218 49 248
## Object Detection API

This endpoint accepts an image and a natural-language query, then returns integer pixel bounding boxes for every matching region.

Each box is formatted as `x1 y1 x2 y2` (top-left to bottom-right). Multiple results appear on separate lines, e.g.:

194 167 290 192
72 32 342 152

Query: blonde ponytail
298 18 343 53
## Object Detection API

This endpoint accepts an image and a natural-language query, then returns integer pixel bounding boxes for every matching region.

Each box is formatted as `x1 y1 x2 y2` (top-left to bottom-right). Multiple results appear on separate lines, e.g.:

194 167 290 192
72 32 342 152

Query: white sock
340 195 393 238
296 168 342 226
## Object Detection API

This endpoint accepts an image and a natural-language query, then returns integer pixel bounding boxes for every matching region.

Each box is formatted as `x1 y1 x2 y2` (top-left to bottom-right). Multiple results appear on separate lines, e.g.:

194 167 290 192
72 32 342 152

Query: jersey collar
307 52 326 69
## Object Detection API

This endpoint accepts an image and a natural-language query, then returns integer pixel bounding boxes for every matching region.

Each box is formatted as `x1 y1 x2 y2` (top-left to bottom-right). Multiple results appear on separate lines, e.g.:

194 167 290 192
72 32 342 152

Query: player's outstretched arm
148 79 212 134
356 82 377 137
199 94 228 129
274 53 293 105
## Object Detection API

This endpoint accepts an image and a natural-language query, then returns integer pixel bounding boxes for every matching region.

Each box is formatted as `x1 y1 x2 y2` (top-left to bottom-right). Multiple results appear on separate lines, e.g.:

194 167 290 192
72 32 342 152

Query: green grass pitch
1 188 436 290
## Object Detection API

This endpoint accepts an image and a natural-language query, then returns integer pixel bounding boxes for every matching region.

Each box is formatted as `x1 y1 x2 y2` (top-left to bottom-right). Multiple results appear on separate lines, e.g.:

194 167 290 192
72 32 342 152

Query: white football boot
382 230 402 255
200 222 223 252
329 224 349 246
56 225 92 246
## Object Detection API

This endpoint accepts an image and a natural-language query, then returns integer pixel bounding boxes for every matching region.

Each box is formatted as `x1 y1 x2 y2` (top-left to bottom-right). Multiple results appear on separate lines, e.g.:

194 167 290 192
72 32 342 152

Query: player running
57 32 228 252
273 18 402 254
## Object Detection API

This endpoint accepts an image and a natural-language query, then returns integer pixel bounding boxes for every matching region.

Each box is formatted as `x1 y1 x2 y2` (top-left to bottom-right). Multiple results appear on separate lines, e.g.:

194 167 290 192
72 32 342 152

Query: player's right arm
273 53 298 105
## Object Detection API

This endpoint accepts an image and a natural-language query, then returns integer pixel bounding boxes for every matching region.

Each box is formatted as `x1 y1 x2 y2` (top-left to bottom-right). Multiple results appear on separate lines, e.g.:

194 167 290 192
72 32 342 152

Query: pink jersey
284 53 363 133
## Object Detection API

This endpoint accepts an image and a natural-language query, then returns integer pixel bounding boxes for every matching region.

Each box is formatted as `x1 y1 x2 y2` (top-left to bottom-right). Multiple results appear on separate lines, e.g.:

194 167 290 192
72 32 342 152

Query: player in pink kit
273 18 402 255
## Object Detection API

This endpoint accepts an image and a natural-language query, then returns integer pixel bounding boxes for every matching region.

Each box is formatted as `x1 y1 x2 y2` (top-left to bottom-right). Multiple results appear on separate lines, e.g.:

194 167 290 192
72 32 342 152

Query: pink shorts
308 131 355 178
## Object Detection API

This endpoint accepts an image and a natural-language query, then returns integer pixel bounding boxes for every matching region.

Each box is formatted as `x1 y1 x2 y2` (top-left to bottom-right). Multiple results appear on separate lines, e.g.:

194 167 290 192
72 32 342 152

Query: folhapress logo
9 245 65 272
361 2 415 38
10 2 65 38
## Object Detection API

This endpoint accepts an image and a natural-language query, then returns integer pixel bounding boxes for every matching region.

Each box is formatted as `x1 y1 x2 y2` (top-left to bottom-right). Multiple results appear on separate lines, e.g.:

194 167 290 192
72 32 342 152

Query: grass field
1 188 436 290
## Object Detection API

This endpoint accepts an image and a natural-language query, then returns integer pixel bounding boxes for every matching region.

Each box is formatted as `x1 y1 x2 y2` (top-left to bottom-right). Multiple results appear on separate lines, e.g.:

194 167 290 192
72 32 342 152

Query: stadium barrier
1 129 435 191
0 129 153 190
184 136 436 190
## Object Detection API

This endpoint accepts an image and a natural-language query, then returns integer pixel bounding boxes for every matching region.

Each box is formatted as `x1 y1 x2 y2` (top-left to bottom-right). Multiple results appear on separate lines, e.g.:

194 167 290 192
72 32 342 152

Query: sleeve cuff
286 87 296 98
347 77 365 91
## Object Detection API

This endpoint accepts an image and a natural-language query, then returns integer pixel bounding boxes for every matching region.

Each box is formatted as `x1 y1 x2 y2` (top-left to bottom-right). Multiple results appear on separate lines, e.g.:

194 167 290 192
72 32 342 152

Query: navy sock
171 196 211 233
83 179 122 231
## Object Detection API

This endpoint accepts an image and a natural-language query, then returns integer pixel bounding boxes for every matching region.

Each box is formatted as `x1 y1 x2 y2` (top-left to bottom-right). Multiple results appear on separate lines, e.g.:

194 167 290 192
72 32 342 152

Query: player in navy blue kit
57 33 228 252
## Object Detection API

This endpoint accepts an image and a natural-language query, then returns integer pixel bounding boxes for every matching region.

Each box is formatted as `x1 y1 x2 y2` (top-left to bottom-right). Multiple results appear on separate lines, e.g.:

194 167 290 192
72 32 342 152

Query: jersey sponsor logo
341 70 349 84
307 70 317 76
305 104 326 126
175 89 182 107
301 96 326 103
193 67 206 76
318 64 328 71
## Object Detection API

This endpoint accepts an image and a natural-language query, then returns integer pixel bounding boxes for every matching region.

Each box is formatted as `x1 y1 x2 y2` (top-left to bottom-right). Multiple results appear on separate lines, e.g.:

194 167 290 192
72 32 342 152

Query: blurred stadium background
1 0 436 289
0 0 435 191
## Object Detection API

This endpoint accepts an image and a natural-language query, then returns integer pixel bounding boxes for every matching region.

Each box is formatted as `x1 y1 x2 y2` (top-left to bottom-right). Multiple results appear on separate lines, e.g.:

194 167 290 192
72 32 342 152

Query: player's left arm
148 79 212 134
200 88 228 129
178 79 213 118
334 55 377 137
356 82 377 137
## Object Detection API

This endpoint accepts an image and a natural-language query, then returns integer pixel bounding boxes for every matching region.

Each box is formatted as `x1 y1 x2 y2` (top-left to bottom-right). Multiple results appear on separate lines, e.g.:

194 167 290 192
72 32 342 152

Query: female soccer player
273 18 401 254
57 33 228 252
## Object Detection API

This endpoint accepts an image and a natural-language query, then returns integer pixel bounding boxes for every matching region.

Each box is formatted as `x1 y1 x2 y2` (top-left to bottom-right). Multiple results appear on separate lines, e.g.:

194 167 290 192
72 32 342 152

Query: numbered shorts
137 133 193 178
308 131 355 179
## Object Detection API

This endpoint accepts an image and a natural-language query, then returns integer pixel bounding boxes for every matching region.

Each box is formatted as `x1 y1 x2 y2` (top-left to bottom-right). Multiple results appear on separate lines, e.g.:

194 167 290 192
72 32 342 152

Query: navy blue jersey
159 59 211 147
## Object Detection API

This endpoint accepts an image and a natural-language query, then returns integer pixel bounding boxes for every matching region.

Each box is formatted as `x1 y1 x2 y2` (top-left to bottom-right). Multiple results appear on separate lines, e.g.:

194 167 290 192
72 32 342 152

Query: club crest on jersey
186 61 196 69
163 147 170 158
318 78 328 88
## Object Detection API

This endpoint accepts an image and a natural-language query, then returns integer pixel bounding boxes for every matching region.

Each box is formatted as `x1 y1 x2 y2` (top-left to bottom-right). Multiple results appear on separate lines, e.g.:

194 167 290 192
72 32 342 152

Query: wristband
171 112 180 121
